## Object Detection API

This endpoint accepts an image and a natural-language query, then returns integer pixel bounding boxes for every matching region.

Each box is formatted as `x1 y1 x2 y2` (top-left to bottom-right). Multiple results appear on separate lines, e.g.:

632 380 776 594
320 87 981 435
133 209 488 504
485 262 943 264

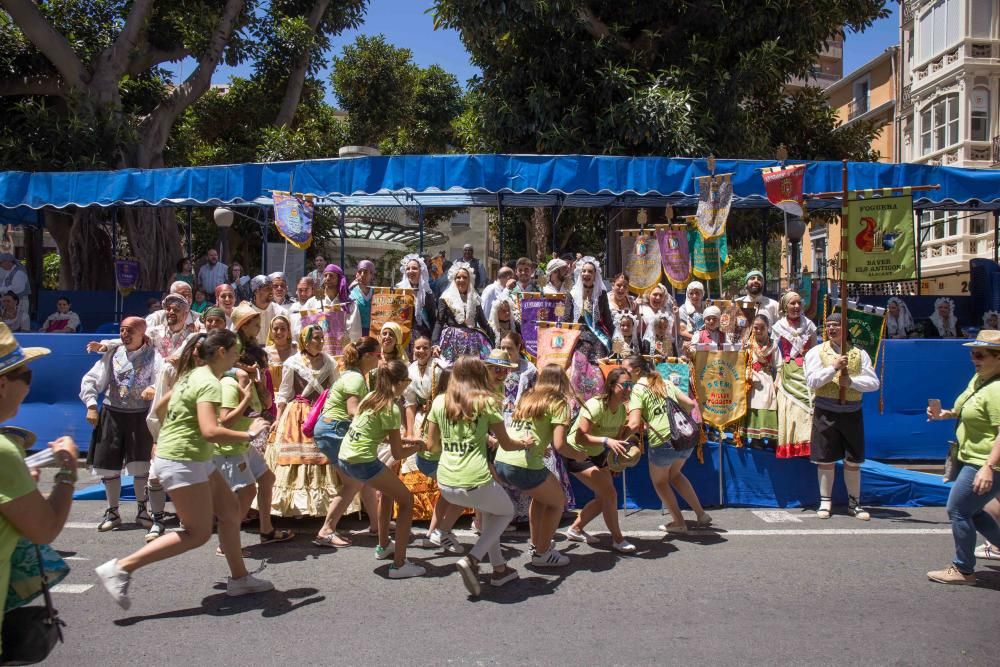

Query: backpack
665 396 699 451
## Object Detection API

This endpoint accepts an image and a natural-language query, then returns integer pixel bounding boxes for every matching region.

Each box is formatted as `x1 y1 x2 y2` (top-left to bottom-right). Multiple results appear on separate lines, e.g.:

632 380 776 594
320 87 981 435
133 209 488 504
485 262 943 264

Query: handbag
301 388 329 438
1 544 65 665
942 440 960 483
5 540 69 613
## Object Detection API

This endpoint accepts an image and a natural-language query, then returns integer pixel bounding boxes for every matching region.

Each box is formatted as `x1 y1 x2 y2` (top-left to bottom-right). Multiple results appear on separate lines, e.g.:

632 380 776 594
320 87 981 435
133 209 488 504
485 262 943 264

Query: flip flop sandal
312 533 351 548
259 529 295 545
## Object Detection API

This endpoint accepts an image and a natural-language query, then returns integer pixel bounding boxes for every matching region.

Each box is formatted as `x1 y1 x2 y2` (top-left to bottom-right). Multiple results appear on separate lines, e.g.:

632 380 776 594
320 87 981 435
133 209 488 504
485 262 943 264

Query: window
851 76 870 119
921 211 959 240
972 0 994 39
971 218 987 235
920 94 959 156
917 0 961 63
971 87 990 141
813 239 827 279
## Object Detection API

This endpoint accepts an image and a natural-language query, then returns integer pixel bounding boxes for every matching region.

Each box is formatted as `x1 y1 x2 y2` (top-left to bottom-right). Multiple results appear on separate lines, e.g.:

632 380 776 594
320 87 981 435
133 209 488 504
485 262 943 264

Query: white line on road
63 556 89 561
50 584 94 594
452 528 951 538
751 510 804 523
64 522 98 529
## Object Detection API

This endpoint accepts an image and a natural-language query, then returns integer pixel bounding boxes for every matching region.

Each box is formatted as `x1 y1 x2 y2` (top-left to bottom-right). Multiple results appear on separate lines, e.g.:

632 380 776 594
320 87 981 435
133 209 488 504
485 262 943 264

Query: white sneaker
388 560 426 579
531 548 570 567
564 527 597 544
431 530 465 555
612 539 637 554
226 573 274 597
95 559 132 610
374 540 396 560
974 543 1000 560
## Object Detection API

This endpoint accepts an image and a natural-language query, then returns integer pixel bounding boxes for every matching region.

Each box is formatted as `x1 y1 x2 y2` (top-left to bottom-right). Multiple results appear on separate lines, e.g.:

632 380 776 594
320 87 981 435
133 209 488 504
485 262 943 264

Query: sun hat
231 303 260 332
963 329 1000 349
607 436 643 473
0 322 49 376
484 348 518 369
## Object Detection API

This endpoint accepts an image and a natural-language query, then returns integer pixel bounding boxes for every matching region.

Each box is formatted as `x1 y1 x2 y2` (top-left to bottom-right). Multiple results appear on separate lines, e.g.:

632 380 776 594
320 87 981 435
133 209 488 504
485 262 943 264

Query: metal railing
847 97 869 120
992 135 1000 166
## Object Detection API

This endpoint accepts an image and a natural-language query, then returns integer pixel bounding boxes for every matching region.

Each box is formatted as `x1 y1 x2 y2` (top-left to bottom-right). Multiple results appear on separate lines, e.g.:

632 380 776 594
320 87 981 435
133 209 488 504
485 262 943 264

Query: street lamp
786 216 806 285
214 207 234 263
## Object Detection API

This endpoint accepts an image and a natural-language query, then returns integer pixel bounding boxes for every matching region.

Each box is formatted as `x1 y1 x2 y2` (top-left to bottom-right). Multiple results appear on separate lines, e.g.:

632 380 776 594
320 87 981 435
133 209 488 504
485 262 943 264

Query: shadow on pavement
112 587 324 626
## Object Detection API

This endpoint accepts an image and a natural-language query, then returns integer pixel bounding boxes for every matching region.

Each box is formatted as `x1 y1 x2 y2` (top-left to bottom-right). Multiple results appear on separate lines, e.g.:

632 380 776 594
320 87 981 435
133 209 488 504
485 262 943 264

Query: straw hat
607 436 643 473
963 329 1000 349
231 302 260 332
0 322 49 376
484 348 518 369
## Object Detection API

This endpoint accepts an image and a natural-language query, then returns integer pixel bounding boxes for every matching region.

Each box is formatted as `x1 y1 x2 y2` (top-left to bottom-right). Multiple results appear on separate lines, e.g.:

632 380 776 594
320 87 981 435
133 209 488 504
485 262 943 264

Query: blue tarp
2 154 1000 213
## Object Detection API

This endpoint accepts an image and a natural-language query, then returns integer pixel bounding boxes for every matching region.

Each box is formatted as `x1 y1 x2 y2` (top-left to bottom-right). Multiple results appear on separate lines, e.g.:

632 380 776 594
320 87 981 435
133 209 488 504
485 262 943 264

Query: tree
0 0 366 289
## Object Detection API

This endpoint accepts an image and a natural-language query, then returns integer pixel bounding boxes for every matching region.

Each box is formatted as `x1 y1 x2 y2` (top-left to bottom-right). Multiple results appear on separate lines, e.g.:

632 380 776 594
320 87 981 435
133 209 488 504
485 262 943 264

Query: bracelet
54 469 76 484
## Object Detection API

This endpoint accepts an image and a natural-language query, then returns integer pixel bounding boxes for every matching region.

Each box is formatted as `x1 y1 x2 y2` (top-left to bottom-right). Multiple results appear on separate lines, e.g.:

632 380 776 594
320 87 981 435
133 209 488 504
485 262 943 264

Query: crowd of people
0 247 995 648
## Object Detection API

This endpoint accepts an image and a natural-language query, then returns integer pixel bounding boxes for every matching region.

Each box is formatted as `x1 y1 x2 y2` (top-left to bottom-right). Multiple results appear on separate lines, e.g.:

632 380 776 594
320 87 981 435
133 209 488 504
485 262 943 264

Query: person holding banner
736 270 779 325
626 357 710 534
349 260 376 337
511 257 539 294
685 305 726 354
678 281 706 344
288 277 320 337
396 254 437 339
248 275 289 346
773 292 817 459
742 314 780 448
568 257 614 362
804 313 881 520
543 258 571 296
432 262 493 364
562 367 637 554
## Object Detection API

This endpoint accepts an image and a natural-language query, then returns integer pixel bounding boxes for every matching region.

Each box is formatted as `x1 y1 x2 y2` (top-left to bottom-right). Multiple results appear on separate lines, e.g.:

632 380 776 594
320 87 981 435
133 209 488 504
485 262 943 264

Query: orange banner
536 321 583 370
370 287 414 349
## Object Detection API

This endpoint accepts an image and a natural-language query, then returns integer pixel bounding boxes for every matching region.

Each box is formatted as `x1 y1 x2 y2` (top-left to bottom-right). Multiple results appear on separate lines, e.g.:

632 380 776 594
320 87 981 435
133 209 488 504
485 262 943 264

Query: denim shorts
213 448 268 491
647 444 693 468
338 458 387 482
494 461 549 491
313 417 351 467
415 455 438 479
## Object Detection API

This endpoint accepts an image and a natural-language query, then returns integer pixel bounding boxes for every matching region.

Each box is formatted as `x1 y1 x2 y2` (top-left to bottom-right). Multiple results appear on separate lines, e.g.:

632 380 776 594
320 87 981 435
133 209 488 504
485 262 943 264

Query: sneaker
98 507 121 532
927 565 976 586
612 539 637 554
848 504 871 521
134 502 153 529
490 567 519 587
658 522 688 535
564 527 597 544
374 540 396 560
974 543 1000 561
388 560 426 579
144 514 166 543
226 573 275 597
95 559 132 610
431 530 465 555
456 556 481 596
531 548 570 568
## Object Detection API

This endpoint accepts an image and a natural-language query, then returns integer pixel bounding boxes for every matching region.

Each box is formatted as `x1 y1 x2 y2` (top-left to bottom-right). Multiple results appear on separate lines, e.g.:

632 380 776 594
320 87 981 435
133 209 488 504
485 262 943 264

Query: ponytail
176 330 237 377
340 336 379 371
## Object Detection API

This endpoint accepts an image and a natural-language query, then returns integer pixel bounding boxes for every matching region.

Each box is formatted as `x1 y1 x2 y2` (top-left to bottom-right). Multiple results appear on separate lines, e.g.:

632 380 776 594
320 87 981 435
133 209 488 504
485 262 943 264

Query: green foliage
722 228 782 296
42 252 60 290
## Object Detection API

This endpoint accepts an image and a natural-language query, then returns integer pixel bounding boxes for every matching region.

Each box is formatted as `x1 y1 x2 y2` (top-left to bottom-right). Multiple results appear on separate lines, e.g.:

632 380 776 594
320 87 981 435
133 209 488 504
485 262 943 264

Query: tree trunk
527 206 549 264
44 208 115 290
274 0 332 129
120 207 183 290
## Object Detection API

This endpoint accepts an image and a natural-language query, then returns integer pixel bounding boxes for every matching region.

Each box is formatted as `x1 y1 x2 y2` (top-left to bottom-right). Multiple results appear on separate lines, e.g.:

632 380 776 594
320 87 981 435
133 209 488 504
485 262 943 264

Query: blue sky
182 0 900 105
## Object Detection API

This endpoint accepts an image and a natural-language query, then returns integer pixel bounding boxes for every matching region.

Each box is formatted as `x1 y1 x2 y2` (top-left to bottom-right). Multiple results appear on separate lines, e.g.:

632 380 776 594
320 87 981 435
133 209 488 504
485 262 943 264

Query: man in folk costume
288 276 321 337
248 274 289 346
542 257 571 296
736 270 779 325
146 280 201 331
79 317 163 534
148 294 198 359
804 313 881 520
348 259 376 336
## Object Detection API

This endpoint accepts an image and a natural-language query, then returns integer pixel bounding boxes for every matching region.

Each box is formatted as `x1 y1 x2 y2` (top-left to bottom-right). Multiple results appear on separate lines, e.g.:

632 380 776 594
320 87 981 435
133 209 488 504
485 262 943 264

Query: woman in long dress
266 324 340 516
885 297 914 340
431 262 493 363
567 256 614 363
396 254 437 340
678 281 706 345
771 292 817 459
742 313 780 449
264 314 297 392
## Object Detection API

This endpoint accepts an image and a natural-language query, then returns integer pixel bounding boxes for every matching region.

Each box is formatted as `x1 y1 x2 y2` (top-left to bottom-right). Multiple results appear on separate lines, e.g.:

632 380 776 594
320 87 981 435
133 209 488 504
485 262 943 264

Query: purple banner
301 307 347 357
114 259 140 296
273 192 314 250
518 294 569 358
656 225 690 290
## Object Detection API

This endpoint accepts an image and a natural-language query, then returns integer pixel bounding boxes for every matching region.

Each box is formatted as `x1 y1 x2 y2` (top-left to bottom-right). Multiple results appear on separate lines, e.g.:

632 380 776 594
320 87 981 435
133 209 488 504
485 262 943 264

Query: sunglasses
618 381 634 390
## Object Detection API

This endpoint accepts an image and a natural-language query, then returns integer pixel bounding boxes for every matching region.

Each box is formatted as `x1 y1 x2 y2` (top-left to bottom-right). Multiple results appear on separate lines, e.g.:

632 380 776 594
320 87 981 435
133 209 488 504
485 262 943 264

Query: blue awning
0 154 998 213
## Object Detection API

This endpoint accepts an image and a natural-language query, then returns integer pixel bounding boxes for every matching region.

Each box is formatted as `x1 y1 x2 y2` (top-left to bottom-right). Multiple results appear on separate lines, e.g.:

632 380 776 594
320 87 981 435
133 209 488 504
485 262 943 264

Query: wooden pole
838 160 849 404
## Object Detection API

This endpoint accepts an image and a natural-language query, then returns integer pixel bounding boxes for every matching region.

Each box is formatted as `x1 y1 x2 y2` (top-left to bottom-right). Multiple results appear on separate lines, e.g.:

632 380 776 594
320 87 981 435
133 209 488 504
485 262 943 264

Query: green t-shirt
568 397 626 457
0 434 36 652
628 377 679 448
495 403 569 470
323 369 368 421
339 403 401 464
955 375 1000 467
157 366 223 462
214 377 261 457
427 394 502 488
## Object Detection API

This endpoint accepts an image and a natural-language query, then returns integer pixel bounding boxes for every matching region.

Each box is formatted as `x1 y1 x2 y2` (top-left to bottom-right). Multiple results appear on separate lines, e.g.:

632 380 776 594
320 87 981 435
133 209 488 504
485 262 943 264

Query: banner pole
839 160 849 404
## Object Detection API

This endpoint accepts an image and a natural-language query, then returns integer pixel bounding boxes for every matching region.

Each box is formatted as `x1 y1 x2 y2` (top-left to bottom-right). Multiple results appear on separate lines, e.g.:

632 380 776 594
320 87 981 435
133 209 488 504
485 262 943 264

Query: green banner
688 229 729 280
831 306 884 362
845 193 915 282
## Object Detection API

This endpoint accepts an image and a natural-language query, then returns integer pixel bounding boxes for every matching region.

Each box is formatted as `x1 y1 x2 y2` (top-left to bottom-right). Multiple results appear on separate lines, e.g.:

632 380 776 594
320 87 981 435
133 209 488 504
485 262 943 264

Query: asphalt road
30 474 999 667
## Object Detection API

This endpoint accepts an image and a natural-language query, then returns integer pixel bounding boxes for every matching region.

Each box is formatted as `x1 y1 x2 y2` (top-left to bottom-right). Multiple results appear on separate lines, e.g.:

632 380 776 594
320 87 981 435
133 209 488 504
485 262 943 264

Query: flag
537 321 583 370
301 306 348 357
518 293 569 359
695 174 733 239
688 229 729 280
656 224 691 289
831 303 885 362
114 259 140 296
657 361 691 394
272 191 314 250
620 230 663 295
845 191 916 282
762 164 807 217
370 287 415 350
693 349 748 429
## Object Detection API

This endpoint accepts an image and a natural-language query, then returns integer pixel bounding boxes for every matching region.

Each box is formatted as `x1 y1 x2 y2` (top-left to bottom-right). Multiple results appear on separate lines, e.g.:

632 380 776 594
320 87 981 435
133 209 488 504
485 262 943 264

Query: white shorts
150 457 215 491
213 449 269 491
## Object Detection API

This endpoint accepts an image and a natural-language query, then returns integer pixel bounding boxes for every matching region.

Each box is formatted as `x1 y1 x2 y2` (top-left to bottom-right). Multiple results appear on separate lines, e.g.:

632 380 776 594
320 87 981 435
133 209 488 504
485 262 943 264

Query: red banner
762 164 806 217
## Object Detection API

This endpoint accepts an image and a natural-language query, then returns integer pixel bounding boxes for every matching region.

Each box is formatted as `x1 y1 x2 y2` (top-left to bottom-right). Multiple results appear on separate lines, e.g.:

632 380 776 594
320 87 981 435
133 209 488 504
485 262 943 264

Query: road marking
64 522 98 529
50 584 93 594
63 556 89 561
751 510 804 523
452 528 951 538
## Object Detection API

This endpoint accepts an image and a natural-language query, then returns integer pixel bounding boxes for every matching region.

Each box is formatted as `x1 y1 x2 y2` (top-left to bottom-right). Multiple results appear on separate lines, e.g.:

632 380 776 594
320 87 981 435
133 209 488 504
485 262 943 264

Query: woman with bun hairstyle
96 330 274 608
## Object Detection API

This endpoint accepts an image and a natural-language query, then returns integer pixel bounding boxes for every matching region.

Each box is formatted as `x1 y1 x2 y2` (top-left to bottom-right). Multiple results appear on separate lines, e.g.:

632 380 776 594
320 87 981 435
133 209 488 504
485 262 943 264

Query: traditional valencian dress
772 315 817 458
743 333 780 445
431 264 493 364
266 352 339 516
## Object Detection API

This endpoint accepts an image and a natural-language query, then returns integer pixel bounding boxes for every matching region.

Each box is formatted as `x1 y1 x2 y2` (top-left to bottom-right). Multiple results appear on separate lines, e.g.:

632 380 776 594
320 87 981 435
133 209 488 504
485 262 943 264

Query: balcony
847 97 869 121
993 136 1000 166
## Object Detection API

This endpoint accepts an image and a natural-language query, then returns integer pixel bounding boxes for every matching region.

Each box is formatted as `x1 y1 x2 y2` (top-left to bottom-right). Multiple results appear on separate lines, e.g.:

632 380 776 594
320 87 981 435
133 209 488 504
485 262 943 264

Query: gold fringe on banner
537 320 585 331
